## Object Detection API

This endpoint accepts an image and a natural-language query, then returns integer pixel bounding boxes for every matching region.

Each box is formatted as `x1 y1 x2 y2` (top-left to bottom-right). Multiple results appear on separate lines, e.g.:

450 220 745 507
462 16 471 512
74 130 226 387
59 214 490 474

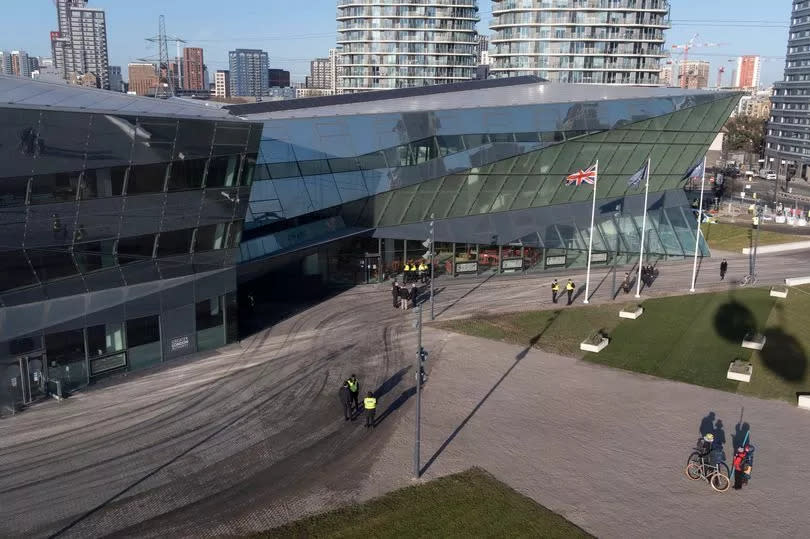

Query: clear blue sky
2 0 794 86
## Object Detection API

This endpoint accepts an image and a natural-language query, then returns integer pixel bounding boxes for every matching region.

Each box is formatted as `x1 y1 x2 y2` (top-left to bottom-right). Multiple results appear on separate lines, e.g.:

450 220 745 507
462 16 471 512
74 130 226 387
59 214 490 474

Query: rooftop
0 74 235 120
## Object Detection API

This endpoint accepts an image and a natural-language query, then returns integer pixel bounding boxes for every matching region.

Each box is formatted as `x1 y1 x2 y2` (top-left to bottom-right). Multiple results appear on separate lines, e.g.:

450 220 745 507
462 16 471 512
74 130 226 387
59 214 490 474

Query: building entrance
363 256 380 284
1 354 46 412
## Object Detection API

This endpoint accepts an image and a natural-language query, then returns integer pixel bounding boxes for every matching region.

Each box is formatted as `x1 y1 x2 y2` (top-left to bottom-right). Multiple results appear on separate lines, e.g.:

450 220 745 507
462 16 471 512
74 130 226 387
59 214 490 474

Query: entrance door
1 355 46 410
364 256 380 284
23 356 46 402
2 359 24 412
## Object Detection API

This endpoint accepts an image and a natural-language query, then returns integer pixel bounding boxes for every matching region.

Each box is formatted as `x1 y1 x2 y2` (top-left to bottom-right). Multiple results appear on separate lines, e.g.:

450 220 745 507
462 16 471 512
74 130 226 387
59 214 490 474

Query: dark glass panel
29 171 80 204
206 155 239 187
0 250 37 292
44 329 86 383
33 110 91 176
267 161 301 179
437 135 465 156
79 166 126 199
174 119 214 160
0 108 41 178
195 296 224 331
303 175 342 210
0 176 30 207
85 114 135 168
462 134 491 149
157 228 194 257
515 132 540 142
131 118 176 164
225 221 243 248
126 315 161 347
117 234 156 263
74 240 116 273
328 157 360 174
357 151 388 171
214 124 250 147
167 158 207 191
241 154 258 186
127 163 167 194
26 249 79 281
194 223 227 251
298 159 331 176
86 322 125 358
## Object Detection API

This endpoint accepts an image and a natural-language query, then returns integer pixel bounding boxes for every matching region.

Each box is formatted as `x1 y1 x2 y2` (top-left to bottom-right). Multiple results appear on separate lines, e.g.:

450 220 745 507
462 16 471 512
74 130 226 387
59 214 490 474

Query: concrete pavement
1 248 809 537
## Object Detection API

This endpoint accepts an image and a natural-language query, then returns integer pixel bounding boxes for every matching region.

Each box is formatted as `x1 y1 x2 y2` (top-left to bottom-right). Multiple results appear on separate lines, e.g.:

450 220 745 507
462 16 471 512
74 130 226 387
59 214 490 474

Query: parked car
766 171 777 180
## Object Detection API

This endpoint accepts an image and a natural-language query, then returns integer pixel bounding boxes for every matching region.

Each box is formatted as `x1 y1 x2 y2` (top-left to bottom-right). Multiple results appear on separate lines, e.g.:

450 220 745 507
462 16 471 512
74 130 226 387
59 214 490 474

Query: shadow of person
733 421 751 449
572 285 585 303
699 411 716 437
374 366 412 400
713 300 757 343
713 420 727 451
760 328 807 382
373 386 416 427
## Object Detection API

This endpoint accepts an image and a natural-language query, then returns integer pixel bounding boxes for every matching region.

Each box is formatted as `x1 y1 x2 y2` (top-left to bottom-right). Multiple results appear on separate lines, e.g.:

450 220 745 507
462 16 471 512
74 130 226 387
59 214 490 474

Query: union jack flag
565 164 598 186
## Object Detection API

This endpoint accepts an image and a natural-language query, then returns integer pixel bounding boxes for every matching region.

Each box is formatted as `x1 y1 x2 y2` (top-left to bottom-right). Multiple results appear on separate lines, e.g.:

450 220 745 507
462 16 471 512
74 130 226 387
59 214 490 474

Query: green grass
257 468 592 539
701 222 809 252
437 288 810 402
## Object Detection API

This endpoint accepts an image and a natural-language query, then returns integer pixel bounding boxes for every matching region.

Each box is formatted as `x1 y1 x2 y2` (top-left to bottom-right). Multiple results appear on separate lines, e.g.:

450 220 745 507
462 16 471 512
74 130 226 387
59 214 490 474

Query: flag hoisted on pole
689 156 707 292
634 159 651 298
568 161 599 304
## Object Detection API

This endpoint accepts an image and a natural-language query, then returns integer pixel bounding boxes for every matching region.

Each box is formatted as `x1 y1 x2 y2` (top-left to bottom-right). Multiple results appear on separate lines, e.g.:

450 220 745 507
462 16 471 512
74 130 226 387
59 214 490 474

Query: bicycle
685 450 731 492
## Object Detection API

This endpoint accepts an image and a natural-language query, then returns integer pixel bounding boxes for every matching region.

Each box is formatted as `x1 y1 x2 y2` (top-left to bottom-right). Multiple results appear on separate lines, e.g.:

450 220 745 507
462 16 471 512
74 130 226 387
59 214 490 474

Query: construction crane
671 33 723 88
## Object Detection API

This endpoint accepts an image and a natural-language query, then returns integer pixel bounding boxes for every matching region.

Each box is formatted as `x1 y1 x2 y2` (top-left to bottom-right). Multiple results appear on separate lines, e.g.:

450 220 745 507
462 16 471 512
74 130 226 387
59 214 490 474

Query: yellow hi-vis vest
347 379 358 392
552 282 560 291
403 264 410 271
364 397 377 410
566 281 575 291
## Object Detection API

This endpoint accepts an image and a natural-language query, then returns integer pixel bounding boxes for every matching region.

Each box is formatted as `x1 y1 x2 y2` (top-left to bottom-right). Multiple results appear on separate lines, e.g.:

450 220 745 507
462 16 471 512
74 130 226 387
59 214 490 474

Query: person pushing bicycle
697 433 714 462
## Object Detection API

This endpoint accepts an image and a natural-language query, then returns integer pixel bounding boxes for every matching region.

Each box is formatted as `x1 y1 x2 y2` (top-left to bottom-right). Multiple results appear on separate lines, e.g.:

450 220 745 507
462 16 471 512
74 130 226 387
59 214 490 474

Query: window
86 322 125 358
157 228 194 256
167 158 207 190
206 155 239 187
116 234 156 263
0 250 37 292
194 223 227 251
126 163 167 194
126 315 161 347
29 172 80 204
79 166 126 199
0 176 30 207
196 296 224 331
26 249 78 282
73 240 116 273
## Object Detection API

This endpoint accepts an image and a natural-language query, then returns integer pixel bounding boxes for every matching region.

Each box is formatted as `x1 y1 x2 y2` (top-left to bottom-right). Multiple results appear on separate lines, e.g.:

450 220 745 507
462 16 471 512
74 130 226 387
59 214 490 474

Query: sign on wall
590 252 609 263
501 258 523 271
455 261 478 274
545 255 566 267
170 335 191 353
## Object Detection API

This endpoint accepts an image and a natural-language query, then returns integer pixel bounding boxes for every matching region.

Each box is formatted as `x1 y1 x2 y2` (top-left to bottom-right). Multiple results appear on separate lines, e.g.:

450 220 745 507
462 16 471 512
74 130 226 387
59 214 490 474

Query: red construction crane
671 33 723 88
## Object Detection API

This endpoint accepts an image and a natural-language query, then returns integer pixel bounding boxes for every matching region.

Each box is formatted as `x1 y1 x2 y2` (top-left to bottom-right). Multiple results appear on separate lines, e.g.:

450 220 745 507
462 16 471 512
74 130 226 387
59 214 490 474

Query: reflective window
174 120 214 160
127 163 167 194
157 228 194 257
45 329 87 393
132 118 176 164
214 124 250 147
357 151 387 170
126 315 160 348
29 172 80 204
273 178 314 217
196 296 224 331
168 158 207 191
0 250 37 292
303 175 342 210
225 221 243 248
79 167 126 199
33 110 91 176
0 176 30 207
0 108 41 178
207 155 239 187
241 155 258 186
26 249 78 282
74 240 116 273
437 135 465 156
117 234 156 263
328 157 360 174
194 223 227 251
298 159 331 176
86 322 125 358
86 114 135 167
267 161 301 179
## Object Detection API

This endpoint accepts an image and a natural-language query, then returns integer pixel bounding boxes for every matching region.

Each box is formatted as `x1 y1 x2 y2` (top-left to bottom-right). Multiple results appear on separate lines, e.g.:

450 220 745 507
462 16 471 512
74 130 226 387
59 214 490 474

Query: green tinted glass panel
512 174 542 210
493 174 526 212
402 182 439 223
447 174 486 217
427 175 464 219
372 191 393 226
470 175 507 214
491 157 517 174
379 185 418 226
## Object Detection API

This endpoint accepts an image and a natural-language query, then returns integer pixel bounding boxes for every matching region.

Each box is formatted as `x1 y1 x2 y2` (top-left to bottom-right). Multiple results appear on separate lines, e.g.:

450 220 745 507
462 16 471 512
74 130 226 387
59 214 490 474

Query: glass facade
337 0 479 91
490 0 670 85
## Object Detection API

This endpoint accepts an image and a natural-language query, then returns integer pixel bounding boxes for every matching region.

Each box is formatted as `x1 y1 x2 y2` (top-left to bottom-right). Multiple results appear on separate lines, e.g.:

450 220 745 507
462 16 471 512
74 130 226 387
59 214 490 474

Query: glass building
1 74 739 409
0 75 260 408
490 0 670 85
230 77 739 288
765 0 810 180
337 0 479 92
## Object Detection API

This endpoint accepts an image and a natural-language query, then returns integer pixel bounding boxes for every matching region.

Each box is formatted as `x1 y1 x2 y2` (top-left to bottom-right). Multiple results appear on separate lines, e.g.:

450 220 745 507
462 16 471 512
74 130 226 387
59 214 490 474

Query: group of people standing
550 279 576 305
402 261 430 284
339 374 377 428
392 281 420 310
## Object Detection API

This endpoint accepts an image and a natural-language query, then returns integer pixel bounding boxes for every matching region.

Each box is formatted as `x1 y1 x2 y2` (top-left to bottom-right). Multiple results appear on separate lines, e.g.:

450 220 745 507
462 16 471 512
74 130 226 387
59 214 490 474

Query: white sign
501 258 523 270
456 261 478 274
546 255 566 267
170 335 190 352
591 252 608 263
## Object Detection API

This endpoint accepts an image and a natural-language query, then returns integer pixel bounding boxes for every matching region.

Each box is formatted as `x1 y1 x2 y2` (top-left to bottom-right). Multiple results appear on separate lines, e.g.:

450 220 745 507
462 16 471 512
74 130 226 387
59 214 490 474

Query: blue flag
686 157 705 180
627 162 648 189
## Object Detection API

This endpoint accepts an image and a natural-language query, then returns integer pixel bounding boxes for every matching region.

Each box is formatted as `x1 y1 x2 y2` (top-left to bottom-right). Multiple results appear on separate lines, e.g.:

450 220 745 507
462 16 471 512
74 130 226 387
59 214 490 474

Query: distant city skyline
0 0 794 86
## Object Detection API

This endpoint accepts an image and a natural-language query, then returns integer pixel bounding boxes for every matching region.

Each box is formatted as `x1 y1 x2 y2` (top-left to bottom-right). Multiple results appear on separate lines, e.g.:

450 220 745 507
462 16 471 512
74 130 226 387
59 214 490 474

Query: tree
724 115 766 156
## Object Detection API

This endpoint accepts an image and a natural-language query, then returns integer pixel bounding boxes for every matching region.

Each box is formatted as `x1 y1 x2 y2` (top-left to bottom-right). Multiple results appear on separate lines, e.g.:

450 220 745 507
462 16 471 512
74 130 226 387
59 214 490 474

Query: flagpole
635 158 651 298
689 156 707 293
583 160 598 304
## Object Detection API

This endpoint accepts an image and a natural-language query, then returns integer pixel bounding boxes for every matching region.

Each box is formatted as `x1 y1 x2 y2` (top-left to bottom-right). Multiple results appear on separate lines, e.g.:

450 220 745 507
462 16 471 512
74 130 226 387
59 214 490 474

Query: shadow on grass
713 300 757 342
760 328 807 382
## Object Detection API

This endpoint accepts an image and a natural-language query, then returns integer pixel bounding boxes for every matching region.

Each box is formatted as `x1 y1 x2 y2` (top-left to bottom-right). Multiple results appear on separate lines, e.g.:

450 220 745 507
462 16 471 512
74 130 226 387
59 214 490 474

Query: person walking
566 279 575 305
399 285 409 310
720 259 728 281
346 374 360 412
551 279 560 304
339 381 352 421
364 391 377 428
419 261 428 283
391 281 400 309
622 272 631 294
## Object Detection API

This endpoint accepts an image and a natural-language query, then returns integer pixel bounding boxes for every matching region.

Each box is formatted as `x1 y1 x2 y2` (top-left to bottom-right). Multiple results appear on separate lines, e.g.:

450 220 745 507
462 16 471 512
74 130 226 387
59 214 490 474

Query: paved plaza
1 249 810 537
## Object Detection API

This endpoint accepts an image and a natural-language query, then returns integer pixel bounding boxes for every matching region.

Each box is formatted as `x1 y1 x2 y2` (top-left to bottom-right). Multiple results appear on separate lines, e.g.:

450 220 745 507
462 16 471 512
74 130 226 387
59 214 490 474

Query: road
1 247 809 537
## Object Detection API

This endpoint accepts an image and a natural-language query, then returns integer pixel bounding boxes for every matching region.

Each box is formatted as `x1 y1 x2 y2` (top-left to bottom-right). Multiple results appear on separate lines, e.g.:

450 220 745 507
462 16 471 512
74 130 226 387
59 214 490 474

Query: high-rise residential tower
766 1 810 181
214 70 231 98
679 60 710 89
489 0 670 85
336 0 479 92
228 49 269 97
51 0 110 89
108 65 123 92
128 63 158 96
734 55 761 89
183 47 205 91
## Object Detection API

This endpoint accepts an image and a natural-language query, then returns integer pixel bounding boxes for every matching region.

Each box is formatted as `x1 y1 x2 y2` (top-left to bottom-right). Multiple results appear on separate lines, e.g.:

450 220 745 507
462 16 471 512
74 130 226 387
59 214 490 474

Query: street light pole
430 214 435 321
413 303 422 478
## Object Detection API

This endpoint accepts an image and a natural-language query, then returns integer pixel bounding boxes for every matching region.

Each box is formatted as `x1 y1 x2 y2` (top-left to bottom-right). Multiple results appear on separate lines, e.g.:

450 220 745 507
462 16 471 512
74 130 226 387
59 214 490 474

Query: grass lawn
258 468 591 539
436 287 810 402
700 222 809 252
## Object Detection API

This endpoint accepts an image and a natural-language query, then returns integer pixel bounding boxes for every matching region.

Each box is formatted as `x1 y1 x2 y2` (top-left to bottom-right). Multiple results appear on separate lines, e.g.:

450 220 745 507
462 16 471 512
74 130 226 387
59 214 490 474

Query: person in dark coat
346 375 360 412
720 259 728 281
339 381 352 421
391 281 400 308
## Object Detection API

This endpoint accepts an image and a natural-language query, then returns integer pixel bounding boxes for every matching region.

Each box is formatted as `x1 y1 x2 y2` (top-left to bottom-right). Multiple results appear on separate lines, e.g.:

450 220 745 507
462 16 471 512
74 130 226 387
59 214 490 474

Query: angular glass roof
0 75 235 119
